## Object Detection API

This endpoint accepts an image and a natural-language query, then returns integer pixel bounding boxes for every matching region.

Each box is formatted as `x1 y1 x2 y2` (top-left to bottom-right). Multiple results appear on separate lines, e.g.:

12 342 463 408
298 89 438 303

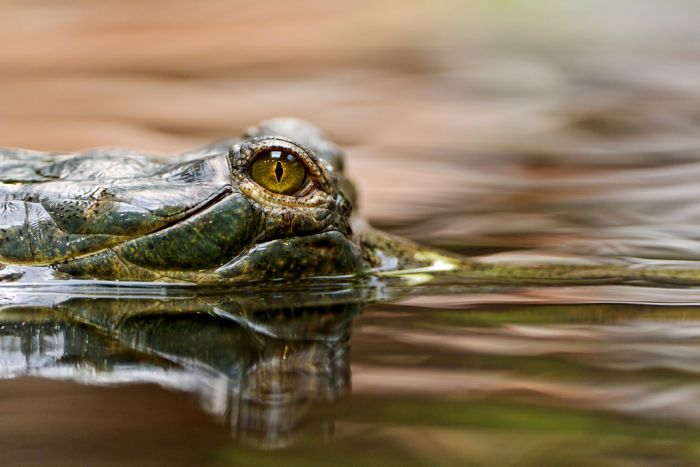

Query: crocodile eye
250 149 308 195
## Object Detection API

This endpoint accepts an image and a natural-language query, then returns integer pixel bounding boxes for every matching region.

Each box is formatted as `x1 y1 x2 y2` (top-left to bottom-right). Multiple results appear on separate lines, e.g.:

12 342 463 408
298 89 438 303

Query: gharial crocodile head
0 118 376 283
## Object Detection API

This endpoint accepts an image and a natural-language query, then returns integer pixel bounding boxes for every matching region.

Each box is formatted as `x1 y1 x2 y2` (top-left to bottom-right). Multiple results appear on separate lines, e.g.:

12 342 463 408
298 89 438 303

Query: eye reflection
250 150 308 195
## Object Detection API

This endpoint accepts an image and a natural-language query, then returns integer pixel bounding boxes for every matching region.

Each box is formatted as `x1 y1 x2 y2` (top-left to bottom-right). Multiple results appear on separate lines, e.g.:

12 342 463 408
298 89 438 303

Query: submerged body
0 119 450 284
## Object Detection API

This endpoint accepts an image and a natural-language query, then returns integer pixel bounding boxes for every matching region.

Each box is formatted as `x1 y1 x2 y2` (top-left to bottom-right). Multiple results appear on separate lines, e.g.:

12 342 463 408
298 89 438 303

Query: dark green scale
116 192 255 270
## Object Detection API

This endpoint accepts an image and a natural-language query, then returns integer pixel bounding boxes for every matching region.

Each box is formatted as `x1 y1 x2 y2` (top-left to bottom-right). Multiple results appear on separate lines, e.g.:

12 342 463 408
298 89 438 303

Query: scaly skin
0 118 440 284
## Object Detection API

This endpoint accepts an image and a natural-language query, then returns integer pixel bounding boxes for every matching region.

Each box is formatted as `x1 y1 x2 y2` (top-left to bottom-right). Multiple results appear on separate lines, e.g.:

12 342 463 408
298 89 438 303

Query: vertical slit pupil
275 161 284 182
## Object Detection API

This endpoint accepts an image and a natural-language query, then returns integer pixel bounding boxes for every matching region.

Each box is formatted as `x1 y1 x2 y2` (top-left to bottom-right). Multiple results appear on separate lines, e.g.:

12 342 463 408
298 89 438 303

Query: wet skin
0 118 446 284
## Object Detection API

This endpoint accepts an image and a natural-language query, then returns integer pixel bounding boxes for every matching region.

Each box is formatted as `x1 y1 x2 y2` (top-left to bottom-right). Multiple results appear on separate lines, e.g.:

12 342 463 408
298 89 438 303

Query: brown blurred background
2 0 700 250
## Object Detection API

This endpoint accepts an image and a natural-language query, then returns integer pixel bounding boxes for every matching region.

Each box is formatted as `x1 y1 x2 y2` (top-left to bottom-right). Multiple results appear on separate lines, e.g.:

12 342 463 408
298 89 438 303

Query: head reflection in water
0 292 361 449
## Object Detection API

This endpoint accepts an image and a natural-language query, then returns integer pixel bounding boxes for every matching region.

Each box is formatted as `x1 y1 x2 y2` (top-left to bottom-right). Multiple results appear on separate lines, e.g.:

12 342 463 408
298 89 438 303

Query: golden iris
250 150 307 195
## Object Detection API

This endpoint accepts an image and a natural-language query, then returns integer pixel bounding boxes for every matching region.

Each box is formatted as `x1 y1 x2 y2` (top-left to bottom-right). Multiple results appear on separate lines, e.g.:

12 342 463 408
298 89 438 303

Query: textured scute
37 154 165 180
116 193 256 270
0 201 127 263
54 230 365 283
216 231 364 280
0 152 234 264
253 194 352 245
0 149 59 183
55 249 166 282
42 199 160 236
258 206 333 240
4 155 231 222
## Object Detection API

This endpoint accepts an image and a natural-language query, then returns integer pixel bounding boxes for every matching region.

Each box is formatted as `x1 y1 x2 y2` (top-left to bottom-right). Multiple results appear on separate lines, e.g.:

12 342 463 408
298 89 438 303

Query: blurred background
3 0 700 257
0 0 700 465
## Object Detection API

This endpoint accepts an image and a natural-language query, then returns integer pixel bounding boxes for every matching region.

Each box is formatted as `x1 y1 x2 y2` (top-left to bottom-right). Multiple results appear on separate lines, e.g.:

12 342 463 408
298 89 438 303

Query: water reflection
7 282 700 463
0 290 363 449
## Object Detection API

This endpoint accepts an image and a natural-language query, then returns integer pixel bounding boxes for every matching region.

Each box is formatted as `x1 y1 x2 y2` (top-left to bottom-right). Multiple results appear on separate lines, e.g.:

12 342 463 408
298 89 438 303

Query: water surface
4 276 700 466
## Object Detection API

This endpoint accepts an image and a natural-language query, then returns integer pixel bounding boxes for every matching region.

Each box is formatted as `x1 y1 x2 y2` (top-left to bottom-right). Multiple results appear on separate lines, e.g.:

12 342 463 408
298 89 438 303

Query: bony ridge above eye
250 149 307 195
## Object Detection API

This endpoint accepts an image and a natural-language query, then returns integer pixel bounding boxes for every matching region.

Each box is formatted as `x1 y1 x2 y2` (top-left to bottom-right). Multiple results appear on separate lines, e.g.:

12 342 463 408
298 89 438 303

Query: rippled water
5 277 700 465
